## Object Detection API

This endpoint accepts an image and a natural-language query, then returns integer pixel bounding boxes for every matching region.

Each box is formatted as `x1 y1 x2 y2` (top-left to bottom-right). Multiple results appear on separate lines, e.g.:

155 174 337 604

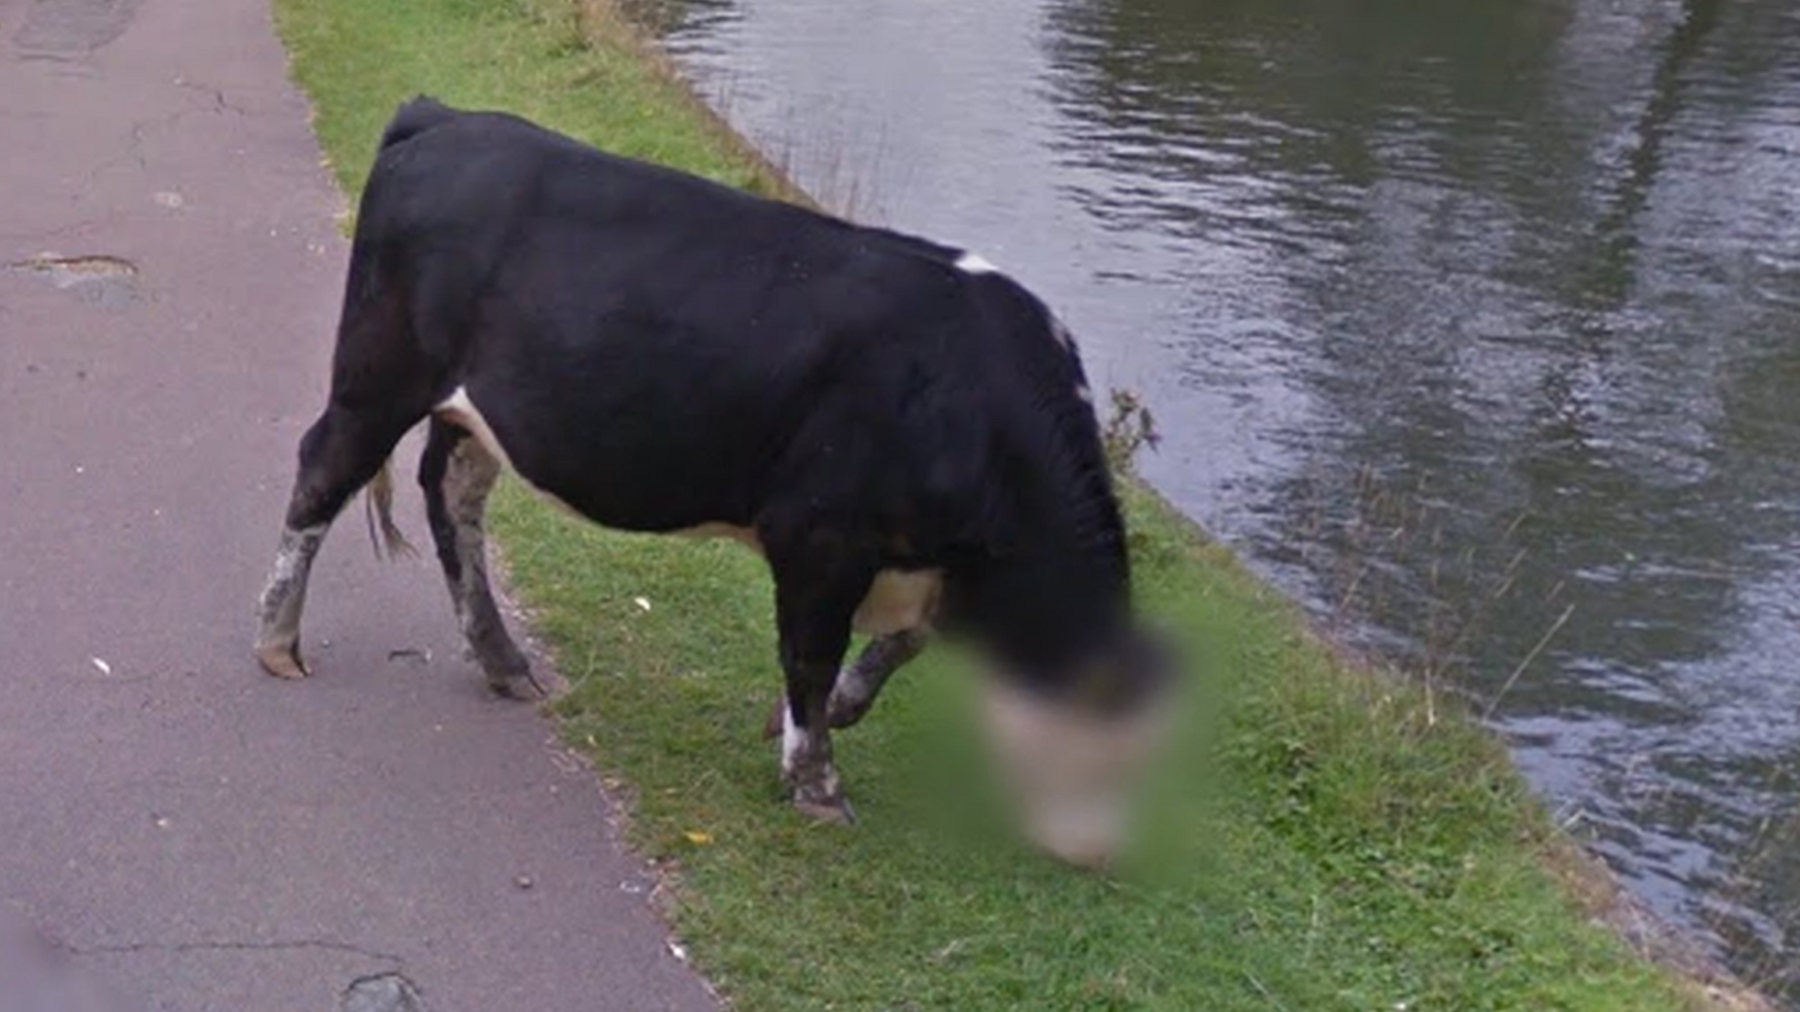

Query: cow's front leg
766 531 874 825
759 629 931 739
828 629 929 729
779 669 851 824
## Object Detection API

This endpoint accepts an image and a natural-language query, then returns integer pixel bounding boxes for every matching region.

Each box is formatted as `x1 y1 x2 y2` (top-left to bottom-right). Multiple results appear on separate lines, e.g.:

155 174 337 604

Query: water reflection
639 0 1800 994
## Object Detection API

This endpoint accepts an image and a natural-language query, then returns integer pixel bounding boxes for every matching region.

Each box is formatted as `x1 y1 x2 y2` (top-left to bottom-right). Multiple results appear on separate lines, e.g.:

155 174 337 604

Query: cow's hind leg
255 402 417 679
419 418 540 699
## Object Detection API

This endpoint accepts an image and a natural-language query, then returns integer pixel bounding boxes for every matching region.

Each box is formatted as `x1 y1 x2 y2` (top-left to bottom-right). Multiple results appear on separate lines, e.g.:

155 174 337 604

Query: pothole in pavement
6 253 139 309
13 0 143 54
341 973 427 1012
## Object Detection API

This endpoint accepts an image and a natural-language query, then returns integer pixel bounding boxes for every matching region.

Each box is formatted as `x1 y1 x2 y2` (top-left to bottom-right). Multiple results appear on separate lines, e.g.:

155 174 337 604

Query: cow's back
349 109 1013 548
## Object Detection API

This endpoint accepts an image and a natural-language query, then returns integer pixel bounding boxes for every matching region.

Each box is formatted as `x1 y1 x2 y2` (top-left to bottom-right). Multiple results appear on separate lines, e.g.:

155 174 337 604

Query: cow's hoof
792 792 858 826
255 642 310 680
487 669 546 701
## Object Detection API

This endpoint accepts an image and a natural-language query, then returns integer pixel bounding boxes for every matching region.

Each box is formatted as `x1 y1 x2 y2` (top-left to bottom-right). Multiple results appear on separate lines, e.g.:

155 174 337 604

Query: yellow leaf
683 830 714 845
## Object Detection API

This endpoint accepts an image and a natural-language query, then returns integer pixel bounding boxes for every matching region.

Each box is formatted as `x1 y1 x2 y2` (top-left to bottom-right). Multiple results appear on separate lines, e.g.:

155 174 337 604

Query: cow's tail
379 95 458 152
363 458 417 562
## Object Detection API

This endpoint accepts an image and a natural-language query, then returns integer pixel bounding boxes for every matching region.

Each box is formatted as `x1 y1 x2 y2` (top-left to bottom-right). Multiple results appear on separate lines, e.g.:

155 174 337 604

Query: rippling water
631 0 1800 993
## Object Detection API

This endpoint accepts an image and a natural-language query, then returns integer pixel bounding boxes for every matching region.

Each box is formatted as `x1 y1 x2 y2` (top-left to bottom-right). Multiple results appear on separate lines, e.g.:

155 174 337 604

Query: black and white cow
255 98 1170 866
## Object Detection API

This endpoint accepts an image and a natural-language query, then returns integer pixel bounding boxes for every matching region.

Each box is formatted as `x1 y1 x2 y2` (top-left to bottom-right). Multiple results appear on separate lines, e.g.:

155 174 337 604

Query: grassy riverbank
274 1 1746 1008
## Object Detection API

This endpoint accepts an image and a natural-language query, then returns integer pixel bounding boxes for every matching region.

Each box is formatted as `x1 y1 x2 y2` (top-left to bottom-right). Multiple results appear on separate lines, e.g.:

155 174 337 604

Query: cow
254 97 1171 866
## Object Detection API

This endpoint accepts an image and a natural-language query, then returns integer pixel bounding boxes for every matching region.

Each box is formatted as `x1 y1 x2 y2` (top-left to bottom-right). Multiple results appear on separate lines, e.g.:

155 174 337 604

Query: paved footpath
0 1 720 1009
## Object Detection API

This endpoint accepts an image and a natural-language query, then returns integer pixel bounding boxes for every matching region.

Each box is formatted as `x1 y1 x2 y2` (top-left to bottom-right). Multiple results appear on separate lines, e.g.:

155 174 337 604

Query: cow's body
256 98 1164 864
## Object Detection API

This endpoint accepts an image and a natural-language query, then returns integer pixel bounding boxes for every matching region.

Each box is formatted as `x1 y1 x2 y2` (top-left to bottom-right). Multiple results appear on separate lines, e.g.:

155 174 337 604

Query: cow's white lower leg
254 523 326 679
781 704 853 824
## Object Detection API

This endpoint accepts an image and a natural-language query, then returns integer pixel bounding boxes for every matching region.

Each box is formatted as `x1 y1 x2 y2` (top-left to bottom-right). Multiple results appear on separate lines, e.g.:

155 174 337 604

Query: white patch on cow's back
852 569 942 637
955 251 1000 275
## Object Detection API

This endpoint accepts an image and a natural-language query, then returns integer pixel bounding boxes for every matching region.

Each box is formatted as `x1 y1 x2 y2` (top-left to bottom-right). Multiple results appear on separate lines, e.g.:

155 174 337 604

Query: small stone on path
340 973 426 1012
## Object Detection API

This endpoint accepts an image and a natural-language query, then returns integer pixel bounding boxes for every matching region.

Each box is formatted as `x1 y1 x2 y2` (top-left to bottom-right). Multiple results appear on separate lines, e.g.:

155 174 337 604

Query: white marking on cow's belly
675 527 937 635
954 251 1000 275
675 522 764 553
434 386 581 515
853 569 942 637
436 387 513 468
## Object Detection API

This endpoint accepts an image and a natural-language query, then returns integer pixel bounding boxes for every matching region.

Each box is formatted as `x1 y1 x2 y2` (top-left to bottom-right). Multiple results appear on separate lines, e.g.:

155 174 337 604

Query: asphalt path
0 1 720 1008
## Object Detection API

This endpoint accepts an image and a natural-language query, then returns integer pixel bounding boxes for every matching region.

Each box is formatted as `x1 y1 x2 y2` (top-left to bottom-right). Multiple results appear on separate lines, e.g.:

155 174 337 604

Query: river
626 0 1800 994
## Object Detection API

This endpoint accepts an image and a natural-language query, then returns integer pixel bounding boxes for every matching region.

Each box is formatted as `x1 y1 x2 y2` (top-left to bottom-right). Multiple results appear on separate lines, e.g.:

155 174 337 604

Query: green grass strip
274 1 1725 1008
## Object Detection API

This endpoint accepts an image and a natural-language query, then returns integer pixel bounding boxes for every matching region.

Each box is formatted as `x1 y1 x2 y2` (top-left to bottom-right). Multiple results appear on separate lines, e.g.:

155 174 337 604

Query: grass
273 0 1747 1008
276 0 798 211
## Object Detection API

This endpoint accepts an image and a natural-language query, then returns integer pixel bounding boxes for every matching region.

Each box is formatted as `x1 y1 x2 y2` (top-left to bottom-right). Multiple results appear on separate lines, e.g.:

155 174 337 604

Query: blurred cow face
982 630 1175 868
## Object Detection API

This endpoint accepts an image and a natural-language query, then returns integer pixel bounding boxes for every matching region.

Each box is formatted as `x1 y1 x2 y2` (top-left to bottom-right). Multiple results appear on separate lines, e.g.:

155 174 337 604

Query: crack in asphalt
0 214 114 241
172 76 248 116
67 937 407 968
85 85 246 186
